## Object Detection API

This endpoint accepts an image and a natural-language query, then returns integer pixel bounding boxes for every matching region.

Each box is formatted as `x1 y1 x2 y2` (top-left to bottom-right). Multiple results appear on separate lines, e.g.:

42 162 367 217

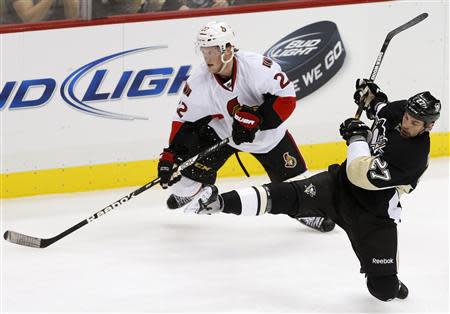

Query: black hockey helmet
405 91 441 124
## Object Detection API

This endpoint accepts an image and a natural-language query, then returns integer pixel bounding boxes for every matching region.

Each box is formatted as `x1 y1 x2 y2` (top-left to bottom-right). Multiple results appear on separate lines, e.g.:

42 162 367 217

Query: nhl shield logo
283 152 297 168
304 183 316 198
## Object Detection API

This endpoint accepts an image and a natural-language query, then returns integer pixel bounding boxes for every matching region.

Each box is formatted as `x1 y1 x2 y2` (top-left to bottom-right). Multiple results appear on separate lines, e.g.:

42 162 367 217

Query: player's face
400 112 426 138
200 46 223 74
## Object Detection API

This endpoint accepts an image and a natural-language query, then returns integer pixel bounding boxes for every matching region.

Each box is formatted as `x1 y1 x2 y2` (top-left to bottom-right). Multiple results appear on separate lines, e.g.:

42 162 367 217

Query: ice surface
1 158 449 313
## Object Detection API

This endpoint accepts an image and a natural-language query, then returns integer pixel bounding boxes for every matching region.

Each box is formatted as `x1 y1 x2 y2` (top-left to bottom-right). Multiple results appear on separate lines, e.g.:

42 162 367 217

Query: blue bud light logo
0 46 191 120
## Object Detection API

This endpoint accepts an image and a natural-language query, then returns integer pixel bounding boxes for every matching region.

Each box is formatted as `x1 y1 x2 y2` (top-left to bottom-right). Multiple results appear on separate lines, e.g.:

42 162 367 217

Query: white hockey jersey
172 50 296 154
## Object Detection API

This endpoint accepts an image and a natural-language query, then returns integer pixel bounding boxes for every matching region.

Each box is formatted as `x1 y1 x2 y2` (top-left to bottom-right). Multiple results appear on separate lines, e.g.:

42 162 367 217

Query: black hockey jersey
341 100 430 221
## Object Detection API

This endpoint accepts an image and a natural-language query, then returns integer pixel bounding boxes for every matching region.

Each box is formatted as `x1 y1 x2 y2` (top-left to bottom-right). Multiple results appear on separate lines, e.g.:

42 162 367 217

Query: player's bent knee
366 274 399 301
264 182 299 217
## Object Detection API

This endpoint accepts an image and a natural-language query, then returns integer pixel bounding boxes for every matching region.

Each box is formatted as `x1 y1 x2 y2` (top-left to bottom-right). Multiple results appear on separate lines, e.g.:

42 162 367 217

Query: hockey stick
3 137 231 248
355 12 428 119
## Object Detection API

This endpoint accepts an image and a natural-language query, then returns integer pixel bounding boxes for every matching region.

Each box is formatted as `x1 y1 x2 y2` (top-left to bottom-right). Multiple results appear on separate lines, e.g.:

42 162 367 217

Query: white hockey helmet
196 21 236 53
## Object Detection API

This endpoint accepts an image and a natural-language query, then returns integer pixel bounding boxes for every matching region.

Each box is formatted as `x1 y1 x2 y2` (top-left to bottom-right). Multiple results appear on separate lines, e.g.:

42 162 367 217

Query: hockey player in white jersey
157 21 335 232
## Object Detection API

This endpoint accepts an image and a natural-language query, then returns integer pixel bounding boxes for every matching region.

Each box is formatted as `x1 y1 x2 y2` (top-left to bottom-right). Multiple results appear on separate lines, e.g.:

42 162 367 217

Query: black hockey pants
172 122 306 184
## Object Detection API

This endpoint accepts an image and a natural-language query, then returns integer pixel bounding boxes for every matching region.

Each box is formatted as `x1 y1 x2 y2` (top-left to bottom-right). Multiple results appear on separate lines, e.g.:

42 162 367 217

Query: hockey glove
158 148 182 189
354 78 388 119
232 106 262 145
339 118 371 145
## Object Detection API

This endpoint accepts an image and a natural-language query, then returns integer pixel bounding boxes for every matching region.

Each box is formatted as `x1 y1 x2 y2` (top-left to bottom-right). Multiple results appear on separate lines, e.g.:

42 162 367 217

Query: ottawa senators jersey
342 100 430 221
172 51 296 153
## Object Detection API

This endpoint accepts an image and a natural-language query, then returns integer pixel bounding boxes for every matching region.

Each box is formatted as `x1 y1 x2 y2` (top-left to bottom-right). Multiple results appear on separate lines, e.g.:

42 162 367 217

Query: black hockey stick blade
3 219 88 248
3 137 230 248
4 230 43 248
369 12 428 82
355 12 428 119
385 13 428 43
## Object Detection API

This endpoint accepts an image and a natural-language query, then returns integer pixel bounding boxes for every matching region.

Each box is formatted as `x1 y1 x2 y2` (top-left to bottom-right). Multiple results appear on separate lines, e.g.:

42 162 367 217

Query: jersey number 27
369 157 391 181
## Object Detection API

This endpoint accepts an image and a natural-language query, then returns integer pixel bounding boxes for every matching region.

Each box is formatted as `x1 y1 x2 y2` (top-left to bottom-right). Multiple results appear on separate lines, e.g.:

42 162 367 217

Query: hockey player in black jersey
184 78 442 301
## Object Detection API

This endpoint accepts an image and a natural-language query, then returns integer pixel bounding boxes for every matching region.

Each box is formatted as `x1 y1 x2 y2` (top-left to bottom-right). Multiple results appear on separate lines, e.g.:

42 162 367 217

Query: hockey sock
222 186 268 216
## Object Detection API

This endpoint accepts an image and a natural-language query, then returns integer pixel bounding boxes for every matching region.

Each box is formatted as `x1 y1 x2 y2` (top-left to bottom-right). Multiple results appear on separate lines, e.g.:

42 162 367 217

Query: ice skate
184 185 223 215
166 180 207 209
297 217 336 232
166 194 196 209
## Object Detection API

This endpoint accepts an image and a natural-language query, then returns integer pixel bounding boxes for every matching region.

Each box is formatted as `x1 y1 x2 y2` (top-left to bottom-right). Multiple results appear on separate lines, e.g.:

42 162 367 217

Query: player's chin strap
217 50 234 75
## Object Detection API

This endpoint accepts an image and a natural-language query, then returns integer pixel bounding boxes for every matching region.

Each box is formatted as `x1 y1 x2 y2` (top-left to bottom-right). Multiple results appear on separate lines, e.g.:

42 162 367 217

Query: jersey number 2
176 101 188 118
274 73 290 89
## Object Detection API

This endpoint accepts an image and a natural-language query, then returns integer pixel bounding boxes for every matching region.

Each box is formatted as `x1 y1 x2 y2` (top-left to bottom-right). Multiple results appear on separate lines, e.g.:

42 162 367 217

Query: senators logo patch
283 152 297 168
226 96 242 116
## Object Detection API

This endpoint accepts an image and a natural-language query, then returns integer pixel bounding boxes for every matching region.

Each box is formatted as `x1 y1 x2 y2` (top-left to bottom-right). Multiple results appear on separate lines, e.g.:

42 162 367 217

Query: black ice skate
397 281 409 299
166 194 195 209
297 217 336 232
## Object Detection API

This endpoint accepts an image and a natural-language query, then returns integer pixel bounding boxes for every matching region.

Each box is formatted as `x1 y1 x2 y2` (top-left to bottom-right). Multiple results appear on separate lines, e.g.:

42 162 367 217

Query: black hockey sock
222 190 242 215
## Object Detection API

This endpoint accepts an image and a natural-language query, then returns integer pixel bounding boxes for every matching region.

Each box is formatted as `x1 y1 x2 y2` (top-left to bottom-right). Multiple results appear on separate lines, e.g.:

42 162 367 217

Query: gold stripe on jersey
347 156 415 193
396 185 413 195
347 156 378 190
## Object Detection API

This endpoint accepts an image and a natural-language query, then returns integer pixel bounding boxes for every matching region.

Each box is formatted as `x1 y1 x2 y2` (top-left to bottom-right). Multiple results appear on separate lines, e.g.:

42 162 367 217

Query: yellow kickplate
1 132 448 198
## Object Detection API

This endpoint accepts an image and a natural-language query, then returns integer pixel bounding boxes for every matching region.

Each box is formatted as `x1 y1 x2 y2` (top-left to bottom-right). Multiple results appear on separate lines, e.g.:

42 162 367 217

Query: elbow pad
258 93 296 130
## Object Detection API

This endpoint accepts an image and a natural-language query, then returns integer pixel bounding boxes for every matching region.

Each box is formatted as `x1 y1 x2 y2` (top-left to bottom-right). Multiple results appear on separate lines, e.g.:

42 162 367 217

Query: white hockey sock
235 186 268 216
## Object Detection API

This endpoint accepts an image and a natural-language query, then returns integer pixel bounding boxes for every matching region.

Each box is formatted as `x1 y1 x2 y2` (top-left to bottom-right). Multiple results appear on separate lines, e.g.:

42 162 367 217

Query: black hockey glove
158 148 182 189
354 78 388 119
232 106 262 145
339 118 371 145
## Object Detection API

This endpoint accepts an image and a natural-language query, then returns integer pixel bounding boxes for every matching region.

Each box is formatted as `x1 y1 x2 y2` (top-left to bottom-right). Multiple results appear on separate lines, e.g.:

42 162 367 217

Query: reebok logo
87 193 133 222
372 258 394 264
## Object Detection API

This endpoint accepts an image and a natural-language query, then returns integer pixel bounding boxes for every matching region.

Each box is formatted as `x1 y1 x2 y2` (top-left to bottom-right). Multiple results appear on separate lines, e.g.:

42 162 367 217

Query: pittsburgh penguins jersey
342 100 430 221
170 50 297 154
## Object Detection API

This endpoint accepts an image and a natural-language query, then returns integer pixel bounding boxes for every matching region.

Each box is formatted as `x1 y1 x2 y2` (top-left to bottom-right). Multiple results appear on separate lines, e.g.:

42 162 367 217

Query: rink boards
0 0 448 198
